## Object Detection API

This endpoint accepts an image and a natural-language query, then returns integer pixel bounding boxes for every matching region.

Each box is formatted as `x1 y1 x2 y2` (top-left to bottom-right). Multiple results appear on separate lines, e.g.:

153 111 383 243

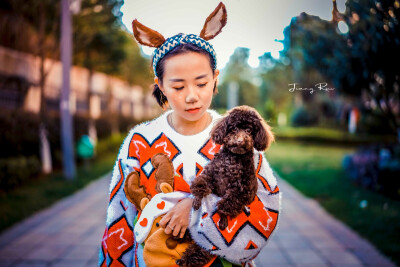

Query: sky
120 0 346 69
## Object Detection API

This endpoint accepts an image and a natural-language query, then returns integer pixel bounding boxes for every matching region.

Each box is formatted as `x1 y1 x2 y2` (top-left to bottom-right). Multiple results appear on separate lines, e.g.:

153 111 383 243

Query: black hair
152 37 218 108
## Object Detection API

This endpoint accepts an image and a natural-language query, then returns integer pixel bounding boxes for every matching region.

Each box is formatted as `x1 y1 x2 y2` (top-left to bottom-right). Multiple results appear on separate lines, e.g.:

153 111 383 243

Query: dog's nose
237 137 243 143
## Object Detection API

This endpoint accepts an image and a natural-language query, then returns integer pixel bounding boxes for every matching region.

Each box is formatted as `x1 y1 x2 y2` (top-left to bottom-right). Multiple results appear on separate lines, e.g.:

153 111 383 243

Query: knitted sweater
99 109 281 267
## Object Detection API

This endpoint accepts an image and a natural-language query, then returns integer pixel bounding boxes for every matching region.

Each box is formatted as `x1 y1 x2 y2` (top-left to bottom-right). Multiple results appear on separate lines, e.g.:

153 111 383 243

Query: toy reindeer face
131 2 227 48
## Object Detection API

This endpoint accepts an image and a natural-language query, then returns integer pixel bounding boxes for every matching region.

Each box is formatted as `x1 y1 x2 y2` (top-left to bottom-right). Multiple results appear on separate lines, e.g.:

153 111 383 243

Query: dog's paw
176 258 184 267
176 255 191 267
219 215 228 230
193 197 202 210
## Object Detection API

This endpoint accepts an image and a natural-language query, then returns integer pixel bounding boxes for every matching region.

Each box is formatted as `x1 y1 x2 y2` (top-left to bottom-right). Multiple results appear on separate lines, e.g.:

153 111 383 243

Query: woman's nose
185 86 199 103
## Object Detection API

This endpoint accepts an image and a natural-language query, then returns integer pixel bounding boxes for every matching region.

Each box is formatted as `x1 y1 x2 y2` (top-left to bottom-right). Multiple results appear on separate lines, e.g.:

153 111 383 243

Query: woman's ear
214 69 220 80
200 2 227 41
213 70 220 93
154 77 164 93
132 19 166 47
210 118 227 144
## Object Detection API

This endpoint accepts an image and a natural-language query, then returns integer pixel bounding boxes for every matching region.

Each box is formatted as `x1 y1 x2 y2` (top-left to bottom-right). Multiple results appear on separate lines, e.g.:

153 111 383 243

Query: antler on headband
132 2 227 48
132 19 166 47
200 2 227 41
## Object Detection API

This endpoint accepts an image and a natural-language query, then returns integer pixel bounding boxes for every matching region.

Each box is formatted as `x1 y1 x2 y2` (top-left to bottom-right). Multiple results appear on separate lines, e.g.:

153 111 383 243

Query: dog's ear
210 118 227 144
200 2 227 41
254 119 275 151
132 19 166 47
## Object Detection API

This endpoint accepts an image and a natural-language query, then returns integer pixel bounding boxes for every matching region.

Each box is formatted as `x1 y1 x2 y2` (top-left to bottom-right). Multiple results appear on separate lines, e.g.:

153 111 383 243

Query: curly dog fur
177 105 274 267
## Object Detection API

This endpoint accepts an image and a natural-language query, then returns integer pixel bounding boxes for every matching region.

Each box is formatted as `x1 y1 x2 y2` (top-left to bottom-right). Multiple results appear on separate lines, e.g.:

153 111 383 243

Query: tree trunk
39 1 52 174
107 87 119 135
39 123 52 173
87 66 97 143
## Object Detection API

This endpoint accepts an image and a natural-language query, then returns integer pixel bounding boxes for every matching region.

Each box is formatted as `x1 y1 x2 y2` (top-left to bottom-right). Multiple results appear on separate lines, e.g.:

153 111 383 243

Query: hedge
0 108 141 191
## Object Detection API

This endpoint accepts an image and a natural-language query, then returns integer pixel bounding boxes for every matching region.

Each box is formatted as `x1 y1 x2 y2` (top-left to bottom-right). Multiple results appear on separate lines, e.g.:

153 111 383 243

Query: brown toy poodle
177 105 274 267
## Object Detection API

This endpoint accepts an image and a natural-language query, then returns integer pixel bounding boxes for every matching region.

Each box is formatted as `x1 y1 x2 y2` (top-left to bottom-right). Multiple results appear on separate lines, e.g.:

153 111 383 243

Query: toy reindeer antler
200 2 227 41
124 170 151 211
132 2 227 47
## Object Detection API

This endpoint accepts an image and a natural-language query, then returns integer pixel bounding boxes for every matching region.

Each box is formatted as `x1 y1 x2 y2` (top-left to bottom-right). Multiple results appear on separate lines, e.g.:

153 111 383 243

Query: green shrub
96 133 125 157
358 110 395 135
0 109 140 166
290 106 318 126
0 109 41 158
96 116 113 139
0 156 41 191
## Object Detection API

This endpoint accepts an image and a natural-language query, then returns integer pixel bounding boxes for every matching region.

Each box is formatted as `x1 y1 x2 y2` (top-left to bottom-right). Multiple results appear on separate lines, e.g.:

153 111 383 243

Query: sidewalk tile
46 232 83 246
62 244 99 261
78 232 102 246
0 243 36 260
352 248 396 267
317 248 363 266
52 259 89 267
307 235 343 250
285 248 328 266
86 259 99 267
277 234 312 250
11 231 49 246
254 247 292 265
0 258 16 267
25 244 69 261
14 261 49 267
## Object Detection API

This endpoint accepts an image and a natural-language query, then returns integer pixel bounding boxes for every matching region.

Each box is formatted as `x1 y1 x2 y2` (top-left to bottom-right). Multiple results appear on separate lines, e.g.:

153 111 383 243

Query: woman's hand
159 197 193 238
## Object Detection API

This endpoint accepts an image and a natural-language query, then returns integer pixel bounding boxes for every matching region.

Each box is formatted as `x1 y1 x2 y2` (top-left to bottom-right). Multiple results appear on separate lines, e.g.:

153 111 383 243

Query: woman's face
156 51 219 123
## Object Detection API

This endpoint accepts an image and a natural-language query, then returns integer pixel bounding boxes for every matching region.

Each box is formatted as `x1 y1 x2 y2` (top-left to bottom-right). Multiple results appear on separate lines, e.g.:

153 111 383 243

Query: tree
73 0 152 88
1 0 62 173
73 0 124 136
282 12 350 90
257 53 295 123
73 0 124 75
342 0 400 134
215 47 259 109
73 0 152 135
282 0 400 135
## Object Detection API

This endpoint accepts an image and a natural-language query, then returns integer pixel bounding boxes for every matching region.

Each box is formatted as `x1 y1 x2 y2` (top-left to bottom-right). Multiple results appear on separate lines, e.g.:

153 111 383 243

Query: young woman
99 3 280 267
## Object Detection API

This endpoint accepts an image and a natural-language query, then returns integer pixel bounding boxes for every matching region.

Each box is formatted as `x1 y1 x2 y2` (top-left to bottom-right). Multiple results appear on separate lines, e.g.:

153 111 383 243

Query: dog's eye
245 129 251 134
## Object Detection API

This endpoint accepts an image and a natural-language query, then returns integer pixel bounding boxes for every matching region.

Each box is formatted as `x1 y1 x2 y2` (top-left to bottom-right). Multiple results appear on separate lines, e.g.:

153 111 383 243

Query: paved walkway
0 173 396 267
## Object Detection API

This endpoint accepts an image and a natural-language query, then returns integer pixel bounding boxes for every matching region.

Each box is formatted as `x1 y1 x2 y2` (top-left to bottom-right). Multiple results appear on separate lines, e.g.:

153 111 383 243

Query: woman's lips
186 108 201 114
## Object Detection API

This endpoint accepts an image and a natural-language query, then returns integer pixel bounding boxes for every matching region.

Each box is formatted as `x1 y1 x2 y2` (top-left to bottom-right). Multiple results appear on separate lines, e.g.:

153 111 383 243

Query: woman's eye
173 86 184 90
198 83 207 87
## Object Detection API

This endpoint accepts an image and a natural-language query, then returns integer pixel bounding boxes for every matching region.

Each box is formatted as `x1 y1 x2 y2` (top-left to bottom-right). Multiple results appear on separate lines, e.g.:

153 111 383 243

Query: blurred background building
0 46 157 120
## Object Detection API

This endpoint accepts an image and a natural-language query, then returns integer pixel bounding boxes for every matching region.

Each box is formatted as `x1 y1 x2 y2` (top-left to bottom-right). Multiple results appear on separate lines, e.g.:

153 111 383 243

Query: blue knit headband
152 33 217 77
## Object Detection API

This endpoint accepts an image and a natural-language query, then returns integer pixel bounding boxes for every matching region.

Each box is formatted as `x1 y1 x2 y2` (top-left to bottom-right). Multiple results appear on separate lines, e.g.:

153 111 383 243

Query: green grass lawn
273 126 397 145
265 140 400 266
0 133 125 234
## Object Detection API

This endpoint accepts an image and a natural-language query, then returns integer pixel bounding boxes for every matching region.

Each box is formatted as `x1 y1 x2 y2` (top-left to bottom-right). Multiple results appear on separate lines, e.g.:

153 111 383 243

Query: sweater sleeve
188 151 281 266
99 128 144 267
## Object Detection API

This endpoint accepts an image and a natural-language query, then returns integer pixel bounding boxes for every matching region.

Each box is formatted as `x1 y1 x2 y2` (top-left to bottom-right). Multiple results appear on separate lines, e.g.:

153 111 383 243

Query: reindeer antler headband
132 2 227 77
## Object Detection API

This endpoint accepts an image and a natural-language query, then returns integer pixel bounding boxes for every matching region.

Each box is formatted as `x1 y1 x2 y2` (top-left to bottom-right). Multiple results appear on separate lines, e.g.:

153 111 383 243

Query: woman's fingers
179 226 187 238
172 224 182 237
159 198 192 236
159 214 170 228
164 223 174 235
